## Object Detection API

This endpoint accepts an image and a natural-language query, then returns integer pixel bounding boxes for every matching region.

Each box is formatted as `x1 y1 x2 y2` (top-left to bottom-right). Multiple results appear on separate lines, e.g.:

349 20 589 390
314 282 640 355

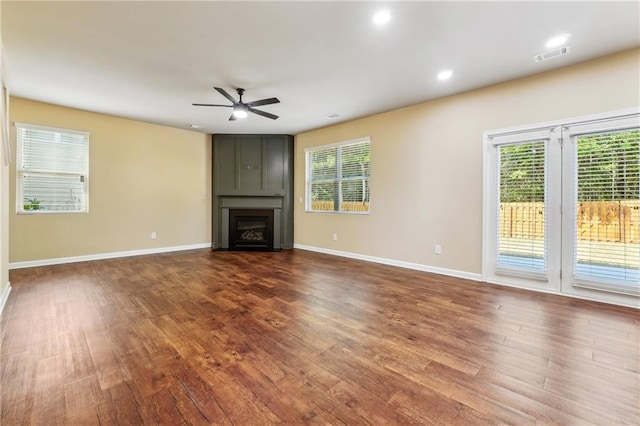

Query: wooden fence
500 200 639 243
311 200 370 213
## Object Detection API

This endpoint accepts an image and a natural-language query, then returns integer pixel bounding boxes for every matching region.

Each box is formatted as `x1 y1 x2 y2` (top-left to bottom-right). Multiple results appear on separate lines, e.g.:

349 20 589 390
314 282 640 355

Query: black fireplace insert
229 209 274 251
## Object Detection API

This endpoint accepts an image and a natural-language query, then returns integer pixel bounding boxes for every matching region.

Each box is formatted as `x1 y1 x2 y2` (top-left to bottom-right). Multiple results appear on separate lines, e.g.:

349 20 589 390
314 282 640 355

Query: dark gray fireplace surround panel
212 134 294 250
221 197 281 249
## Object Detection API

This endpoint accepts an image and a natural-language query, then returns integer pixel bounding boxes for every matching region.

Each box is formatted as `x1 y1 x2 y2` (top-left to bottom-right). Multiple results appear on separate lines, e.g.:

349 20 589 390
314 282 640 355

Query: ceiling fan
193 87 280 121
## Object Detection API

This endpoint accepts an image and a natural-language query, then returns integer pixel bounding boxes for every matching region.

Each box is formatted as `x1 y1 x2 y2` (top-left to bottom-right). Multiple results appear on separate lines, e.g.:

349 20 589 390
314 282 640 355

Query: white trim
304 210 369 215
488 127 556 146
482 107 640 140
1 77 10 166
9 243 211 270
14 121 90 137
563 115 640 137
572 279 640 297
484 277 639 310
293 243 482 282
303 136 370 152
494 266 549 282
0 282 11 316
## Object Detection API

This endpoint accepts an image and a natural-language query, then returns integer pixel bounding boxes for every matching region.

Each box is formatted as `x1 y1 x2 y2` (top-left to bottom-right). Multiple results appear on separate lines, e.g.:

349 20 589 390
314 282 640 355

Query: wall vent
534 45 571 63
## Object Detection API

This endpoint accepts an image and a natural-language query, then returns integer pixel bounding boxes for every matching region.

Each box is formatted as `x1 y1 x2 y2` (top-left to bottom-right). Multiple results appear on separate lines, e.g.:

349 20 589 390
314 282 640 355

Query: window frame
561 116 640 296
483 126 562 288
15 122 90 215
305 136 371 215
483 107 640 307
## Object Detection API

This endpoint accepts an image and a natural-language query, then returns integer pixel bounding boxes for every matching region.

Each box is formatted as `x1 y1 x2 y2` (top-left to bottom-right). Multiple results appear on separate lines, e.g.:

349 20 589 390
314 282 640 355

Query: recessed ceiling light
326 113 340 119
186 124 202 129
546 33 571 48
372 9 391 25
437 70 453 81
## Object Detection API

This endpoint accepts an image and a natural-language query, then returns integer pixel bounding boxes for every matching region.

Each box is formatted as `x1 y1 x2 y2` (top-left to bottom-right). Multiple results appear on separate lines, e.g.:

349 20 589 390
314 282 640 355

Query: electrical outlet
434 244 442 255
151 232 157 240
299 196 303 204
332 233 338 241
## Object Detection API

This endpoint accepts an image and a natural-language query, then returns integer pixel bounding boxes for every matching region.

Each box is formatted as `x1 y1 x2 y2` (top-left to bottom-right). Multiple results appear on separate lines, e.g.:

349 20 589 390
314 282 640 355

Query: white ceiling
3 1 639 135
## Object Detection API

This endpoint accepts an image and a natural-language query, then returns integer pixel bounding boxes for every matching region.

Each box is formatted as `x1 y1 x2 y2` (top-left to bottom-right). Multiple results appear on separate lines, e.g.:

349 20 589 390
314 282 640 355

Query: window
484 110 640 306
305 137 370 214
16 123 89 213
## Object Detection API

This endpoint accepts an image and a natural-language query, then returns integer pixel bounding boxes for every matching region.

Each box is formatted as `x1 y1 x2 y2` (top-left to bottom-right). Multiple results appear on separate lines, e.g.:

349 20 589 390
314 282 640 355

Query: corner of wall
0 0 12 316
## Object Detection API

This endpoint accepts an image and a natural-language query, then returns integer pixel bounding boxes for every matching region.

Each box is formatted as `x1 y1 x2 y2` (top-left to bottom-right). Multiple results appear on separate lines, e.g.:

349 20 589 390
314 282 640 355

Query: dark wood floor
1 249 638 425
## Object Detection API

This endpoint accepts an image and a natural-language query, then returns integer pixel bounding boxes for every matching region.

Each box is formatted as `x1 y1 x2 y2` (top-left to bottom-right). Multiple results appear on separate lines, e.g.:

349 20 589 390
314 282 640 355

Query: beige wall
1 0 10 305
4 49 639 274
9 98 211 263
294 48 640 275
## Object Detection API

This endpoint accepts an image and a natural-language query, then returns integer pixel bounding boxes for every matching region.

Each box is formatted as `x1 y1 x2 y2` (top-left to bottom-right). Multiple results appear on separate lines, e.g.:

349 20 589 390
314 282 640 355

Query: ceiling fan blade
249 107 278 120
246 97 280 107
228 113 237 121
214 87 237 104
192 103 233 107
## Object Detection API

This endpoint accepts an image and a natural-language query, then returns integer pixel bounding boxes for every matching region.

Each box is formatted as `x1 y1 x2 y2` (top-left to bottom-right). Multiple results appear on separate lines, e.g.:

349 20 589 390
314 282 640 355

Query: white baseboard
0 282 11 316
8 243 212 270
293 244 482 282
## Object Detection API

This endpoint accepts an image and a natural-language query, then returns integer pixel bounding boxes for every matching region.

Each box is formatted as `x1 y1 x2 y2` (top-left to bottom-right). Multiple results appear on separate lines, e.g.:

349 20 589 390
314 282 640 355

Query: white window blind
497 140 547 274
305 137 370 214
16 123 89 213
571 128 639 291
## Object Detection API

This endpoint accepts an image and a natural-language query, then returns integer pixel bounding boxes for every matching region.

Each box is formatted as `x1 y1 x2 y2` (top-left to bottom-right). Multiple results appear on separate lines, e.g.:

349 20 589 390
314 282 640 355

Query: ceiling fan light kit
232 105 249 119
193 87 280 121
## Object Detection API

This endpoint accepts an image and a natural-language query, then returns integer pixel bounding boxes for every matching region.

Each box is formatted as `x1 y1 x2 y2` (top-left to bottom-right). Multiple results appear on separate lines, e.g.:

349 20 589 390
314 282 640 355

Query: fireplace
229 209 274 251
213 135 293 250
